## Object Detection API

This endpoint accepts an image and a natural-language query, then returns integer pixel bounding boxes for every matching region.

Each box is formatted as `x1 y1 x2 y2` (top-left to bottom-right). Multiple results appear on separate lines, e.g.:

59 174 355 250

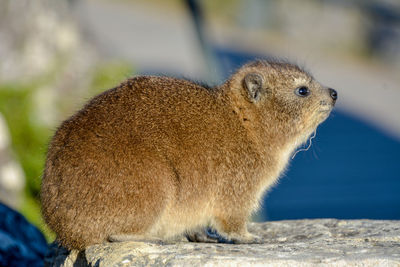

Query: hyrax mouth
319 100 334 112
319 87 337 113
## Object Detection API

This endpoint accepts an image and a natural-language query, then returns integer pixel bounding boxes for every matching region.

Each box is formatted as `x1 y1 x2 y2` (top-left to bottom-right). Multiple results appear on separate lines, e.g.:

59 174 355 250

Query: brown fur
40 60 336 250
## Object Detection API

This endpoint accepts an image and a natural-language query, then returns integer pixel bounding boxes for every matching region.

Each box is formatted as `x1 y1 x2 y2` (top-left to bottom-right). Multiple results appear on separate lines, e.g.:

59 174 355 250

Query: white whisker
291 129 317 159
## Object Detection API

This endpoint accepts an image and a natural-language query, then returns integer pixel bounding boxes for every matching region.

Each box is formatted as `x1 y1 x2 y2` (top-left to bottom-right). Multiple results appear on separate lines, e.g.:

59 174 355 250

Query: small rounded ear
243 73 264 102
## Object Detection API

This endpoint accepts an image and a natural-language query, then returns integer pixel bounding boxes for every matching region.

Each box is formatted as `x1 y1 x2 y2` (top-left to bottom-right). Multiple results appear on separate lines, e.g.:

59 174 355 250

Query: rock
45 219 400 266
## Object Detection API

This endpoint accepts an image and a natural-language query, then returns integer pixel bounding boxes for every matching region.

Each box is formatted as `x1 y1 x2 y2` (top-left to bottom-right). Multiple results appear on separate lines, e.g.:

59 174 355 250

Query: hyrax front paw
230 232 263 244
186 228 219 243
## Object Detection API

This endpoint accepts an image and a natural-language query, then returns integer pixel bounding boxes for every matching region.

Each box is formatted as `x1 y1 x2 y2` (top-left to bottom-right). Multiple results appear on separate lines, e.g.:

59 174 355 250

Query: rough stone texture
45 219 400 267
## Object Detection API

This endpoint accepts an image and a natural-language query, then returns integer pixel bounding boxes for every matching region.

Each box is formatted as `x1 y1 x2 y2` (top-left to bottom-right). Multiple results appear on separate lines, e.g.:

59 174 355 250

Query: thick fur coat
41 60 336 250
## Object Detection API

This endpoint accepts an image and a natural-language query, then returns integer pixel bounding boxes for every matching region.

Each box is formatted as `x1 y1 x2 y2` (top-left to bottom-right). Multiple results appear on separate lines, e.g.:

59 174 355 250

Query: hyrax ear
243 73 264 102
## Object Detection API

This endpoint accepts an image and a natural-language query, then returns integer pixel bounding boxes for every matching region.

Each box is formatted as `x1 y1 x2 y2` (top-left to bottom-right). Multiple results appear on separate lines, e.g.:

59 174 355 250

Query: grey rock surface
45 219 400 267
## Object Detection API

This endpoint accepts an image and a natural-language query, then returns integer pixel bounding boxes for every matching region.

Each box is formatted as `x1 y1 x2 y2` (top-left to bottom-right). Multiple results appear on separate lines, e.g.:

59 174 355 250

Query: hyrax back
41 60 337 250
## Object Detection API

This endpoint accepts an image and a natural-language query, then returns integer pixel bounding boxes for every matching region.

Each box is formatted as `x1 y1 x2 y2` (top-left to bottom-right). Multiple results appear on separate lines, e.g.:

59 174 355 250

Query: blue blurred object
363 2 400 60
0 203 48 267
264 111 400 220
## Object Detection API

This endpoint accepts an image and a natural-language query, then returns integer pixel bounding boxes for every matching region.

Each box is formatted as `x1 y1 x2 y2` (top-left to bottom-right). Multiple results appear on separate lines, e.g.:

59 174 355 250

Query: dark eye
295 86 310 97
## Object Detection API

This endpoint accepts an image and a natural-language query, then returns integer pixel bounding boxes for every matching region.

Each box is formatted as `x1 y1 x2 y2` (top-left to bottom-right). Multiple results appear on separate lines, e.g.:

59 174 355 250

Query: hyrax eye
295 86 310 97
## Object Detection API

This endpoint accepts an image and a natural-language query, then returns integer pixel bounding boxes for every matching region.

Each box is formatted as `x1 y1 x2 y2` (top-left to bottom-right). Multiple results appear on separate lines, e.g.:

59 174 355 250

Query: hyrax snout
41 60 336 250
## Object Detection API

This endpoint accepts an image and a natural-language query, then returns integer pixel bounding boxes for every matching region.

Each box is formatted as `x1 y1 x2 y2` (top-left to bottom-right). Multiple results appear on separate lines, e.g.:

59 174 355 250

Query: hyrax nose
329 88 338 101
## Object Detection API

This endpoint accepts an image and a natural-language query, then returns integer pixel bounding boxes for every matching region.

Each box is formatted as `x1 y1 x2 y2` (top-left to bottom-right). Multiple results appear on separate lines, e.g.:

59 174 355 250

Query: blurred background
0 0 399 242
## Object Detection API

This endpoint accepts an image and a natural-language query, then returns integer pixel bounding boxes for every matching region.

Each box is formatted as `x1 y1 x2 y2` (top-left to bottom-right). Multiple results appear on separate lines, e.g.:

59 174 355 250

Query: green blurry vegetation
89 61 134 96
0 60 134 242
0 81 53 240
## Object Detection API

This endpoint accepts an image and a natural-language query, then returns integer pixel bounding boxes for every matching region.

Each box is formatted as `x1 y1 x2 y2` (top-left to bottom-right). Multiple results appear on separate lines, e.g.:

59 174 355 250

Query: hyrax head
229 60 337 142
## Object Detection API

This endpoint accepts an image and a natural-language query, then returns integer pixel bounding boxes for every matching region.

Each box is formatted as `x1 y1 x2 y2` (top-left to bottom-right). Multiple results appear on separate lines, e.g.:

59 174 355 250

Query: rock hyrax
41 60 337 250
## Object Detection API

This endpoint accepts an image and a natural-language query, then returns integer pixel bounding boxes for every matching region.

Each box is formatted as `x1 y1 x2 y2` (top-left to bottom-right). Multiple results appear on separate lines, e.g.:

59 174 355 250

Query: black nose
329 88 338 101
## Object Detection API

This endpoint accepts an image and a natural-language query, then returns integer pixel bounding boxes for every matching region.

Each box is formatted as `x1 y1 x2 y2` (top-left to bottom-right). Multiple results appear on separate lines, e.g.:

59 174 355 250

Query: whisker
291 129 317 159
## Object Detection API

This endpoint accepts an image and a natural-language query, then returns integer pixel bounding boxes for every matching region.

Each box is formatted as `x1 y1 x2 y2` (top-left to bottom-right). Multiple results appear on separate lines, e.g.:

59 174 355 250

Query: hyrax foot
186 227 262 244
108 234 164 245
214 217 263 244
229 232 263 244
186 228 219 243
